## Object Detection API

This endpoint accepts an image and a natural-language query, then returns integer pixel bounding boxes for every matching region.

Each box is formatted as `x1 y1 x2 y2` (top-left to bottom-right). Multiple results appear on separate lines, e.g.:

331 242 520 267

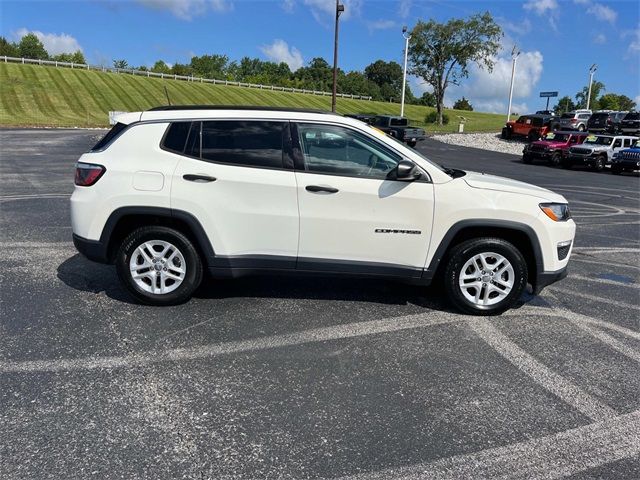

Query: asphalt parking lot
1 129 639 479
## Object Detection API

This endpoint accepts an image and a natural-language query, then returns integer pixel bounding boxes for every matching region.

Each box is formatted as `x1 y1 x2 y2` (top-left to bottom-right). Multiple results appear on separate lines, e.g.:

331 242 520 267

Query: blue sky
2 0 639 114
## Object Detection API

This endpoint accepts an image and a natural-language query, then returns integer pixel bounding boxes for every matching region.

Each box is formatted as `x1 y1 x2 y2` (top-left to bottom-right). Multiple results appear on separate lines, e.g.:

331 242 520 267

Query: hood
532 140 567 148
574 144 607 151
463 171 566 202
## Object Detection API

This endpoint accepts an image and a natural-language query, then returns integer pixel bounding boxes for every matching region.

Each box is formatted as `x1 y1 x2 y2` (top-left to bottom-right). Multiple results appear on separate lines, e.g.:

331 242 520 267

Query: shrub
425 111 449 124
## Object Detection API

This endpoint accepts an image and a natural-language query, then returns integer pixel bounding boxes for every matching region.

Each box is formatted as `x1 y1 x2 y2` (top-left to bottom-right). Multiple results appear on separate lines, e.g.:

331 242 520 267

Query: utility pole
586 63 597 110
331 0 345 113
400 25 411 117
506 45 520 122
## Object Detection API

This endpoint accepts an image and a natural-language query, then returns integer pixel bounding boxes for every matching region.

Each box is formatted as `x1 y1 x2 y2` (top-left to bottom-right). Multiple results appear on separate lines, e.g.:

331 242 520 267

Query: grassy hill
0 62 505 132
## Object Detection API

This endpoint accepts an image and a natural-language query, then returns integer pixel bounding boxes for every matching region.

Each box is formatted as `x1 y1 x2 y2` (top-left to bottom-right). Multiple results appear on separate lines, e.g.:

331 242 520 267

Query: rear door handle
306 185 339 194
183 174 216 183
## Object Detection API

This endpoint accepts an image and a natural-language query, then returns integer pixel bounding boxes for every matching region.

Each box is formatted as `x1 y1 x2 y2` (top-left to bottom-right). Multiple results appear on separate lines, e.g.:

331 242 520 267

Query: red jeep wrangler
522 131 590 166
502 114 557 142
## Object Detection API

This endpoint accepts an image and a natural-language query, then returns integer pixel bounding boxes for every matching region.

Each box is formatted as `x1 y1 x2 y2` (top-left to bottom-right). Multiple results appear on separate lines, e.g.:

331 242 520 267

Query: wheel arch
100 207 215 265
424 220 543 288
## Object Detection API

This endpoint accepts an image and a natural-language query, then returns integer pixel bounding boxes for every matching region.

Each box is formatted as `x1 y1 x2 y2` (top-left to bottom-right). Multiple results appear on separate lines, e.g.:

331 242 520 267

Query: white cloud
366 19 396 33
303 0 361 24
622 27 640 57
501 18 532 36
282 0 294 12
444 49 543 114
592 33 606 44
587 3 617 24
399 0 412 19
523 0 558 15
134 0 231 20
635 95 640 107
260 39 304 71
14 28 83 55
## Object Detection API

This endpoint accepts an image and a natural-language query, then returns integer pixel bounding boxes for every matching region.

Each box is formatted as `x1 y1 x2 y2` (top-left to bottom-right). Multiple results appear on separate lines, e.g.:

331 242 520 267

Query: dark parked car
344 114 376 125
371 116 426 147
618 112 640 135
587 111 627 133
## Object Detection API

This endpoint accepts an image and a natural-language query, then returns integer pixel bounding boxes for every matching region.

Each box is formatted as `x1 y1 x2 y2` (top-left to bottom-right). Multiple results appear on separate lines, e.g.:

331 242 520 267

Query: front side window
297 124 401 179
200 121 287 169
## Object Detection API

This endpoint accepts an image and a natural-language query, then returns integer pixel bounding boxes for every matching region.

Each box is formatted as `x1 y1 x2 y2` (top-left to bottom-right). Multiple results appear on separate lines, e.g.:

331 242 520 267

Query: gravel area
432 132 526 156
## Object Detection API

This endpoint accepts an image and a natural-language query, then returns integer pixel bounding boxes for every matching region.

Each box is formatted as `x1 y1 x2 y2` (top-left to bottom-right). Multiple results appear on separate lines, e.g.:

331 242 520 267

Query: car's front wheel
593 155 606 172
116 226 203 306
549 152 561 167
407 140 417 148
444 238 527 315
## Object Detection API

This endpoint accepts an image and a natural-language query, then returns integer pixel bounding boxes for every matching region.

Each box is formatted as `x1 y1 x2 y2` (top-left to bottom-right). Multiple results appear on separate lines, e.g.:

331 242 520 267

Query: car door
292 122 434 276
611 138 623 158
171 120 299 268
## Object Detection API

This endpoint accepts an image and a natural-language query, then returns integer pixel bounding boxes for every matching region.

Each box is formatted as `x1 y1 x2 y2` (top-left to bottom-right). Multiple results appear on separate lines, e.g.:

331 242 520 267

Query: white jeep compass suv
71 106 575 315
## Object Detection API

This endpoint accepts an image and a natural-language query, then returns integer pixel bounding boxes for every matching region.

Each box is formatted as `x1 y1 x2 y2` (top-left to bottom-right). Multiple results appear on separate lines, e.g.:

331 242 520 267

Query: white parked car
71 106 575 315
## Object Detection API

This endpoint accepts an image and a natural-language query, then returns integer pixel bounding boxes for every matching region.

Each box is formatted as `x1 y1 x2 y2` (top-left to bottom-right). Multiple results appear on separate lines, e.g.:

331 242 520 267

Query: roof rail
147 105 334 114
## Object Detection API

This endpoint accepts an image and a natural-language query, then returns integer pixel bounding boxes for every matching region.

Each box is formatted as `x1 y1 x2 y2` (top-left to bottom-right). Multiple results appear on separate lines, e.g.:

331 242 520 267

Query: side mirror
392 160 421 181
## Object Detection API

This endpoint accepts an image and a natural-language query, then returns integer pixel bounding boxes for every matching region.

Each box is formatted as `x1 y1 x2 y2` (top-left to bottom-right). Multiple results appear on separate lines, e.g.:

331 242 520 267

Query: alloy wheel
129 240 186 294
458 252 515 306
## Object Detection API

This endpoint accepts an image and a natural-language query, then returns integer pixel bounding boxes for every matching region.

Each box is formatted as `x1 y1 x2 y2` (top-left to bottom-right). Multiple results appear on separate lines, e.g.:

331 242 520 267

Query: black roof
147 105 334 114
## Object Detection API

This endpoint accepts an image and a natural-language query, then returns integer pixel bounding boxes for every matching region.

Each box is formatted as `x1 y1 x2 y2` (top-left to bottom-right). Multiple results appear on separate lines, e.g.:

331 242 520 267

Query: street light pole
586 63 597 110
506 45 520 123
400 26 411 117
331 0 344 113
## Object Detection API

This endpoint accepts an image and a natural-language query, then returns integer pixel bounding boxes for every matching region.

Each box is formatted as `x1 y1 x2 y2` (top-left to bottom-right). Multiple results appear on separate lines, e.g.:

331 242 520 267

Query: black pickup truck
370 116 426 147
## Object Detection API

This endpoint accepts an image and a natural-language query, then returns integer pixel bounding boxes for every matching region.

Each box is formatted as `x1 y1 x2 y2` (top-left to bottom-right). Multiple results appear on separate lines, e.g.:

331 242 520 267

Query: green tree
18 33 48 60
453 97 473 111
409 12 502 125
151 60 171 74
575 81 604 109
52 50 86 64
0 36 19 57
190 54 229 79
598 93 636 111
170 62 192 76
364 60 403 99
417 91 436 107
113 59 129 69
555 96 576 114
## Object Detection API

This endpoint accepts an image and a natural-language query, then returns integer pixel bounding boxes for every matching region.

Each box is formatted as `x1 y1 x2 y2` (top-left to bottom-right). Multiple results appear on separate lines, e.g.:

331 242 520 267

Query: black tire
501 127 512 140
407 140 417 148
593 155 606 172
522 154 533 164
578 125 585 132
527 130 539 142
443 238 528 316
611 164 623 175
548 152 561 167
116 226 203 306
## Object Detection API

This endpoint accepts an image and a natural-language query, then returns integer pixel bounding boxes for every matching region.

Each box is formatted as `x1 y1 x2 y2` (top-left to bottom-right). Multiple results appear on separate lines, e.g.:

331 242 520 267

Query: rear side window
200 121 286 169
532 117 543 127
91 122 128 151
624 112 639 120
162 122 193 154
390 118 408 126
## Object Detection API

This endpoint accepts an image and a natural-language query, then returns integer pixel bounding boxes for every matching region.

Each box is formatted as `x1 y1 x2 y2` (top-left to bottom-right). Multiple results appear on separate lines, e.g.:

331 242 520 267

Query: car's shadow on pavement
57 254 533 314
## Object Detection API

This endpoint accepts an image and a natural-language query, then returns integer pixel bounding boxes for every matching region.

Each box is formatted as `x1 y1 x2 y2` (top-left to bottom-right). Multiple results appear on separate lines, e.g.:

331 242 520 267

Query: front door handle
183 174 216 183
306 185 339 194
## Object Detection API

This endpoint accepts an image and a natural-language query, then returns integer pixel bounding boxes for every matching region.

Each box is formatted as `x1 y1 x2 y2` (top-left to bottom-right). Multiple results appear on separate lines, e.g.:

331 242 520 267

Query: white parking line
571 256 640 270
467 318 618 422
547 287 640 311
0 311 464 374
567 319 640 364
569 274 638 287
341 410 640 480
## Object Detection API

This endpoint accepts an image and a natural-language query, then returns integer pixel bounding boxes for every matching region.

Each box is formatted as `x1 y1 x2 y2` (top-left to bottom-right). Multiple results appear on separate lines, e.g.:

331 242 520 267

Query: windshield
544 133 569 142
584 136 613 145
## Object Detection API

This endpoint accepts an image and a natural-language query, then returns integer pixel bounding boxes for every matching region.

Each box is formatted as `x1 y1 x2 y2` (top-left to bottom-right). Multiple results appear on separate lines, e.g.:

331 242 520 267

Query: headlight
540 203 571 222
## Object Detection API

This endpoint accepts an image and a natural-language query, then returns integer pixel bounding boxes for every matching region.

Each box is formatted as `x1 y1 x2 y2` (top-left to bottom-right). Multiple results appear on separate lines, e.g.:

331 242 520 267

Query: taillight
75 162 106 186
570 119 577 123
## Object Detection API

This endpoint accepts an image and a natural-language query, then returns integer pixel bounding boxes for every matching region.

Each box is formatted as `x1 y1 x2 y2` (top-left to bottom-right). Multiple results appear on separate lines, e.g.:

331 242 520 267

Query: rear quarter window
91 122 128 151
162 122 193 154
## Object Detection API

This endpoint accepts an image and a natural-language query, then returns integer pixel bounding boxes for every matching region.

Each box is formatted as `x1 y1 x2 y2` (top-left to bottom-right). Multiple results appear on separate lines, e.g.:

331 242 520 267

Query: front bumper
533 266 568 295
568 154 603 165
73 234 109 263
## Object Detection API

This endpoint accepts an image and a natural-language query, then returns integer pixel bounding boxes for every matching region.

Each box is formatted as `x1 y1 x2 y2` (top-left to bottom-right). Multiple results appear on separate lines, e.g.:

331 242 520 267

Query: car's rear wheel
578 125 585 132
444 238 527 315
527 130 540 142
116 226 203 306
593 155 606 172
